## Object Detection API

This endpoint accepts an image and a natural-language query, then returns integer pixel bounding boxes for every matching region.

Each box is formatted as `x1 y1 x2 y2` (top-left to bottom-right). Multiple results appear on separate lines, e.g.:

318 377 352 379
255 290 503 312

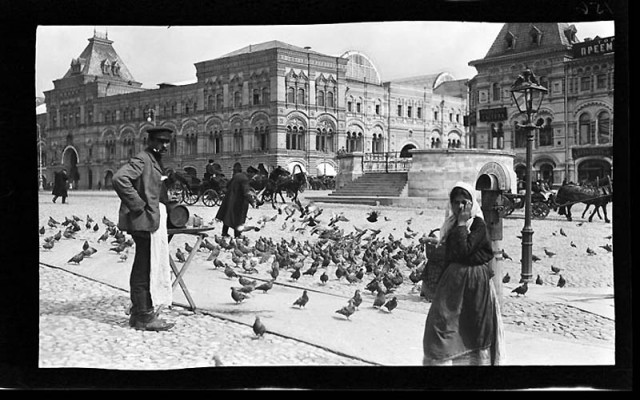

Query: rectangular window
397 105 402 117
407 106 412 118
597 74 607 89
375 104 380 115
456 114 460 123
347 101 352 112
356 102 361 113
434 111 438 121
580 76 591 92
417 107 422 119
449 113 453 122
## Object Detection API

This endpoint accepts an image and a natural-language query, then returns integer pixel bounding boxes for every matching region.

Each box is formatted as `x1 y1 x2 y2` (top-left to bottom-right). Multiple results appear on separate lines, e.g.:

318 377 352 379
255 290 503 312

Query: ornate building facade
36 30 468 189
467 23 614 186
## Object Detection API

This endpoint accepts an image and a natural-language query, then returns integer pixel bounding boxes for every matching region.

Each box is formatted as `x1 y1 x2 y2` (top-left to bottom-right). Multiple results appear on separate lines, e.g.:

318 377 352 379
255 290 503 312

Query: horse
273 164 307 203
553 176 612 223
246 165 287 208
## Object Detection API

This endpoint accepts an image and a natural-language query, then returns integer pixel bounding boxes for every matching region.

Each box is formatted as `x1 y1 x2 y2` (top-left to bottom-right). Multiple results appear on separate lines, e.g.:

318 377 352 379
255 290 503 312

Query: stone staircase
329 172 408 197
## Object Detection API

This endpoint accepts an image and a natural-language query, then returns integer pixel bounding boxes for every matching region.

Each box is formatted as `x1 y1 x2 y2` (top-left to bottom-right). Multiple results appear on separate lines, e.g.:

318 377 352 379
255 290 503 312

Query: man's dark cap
147 127 173 141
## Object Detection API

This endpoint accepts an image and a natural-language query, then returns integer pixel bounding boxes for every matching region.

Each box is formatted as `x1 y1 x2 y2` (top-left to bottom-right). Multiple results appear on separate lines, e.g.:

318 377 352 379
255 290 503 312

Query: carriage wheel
182 189 199 205
532 202 550 219
202 189 219 207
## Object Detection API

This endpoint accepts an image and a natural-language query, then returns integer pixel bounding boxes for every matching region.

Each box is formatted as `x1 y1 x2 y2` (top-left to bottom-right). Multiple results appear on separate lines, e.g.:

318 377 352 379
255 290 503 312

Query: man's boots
130 310 174 331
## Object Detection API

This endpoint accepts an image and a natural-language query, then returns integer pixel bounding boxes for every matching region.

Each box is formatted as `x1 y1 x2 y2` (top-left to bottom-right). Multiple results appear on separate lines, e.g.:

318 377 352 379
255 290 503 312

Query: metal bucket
166 202 189 229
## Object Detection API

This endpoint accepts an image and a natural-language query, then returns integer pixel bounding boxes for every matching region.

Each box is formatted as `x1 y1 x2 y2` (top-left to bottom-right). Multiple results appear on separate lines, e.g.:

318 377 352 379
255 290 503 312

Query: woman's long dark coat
215 171 253 228
51 171 68 197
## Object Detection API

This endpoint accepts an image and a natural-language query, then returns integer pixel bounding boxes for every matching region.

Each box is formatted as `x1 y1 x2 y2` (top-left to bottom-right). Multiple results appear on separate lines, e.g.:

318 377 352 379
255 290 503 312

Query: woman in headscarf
215 162 256 238
423 181 505 366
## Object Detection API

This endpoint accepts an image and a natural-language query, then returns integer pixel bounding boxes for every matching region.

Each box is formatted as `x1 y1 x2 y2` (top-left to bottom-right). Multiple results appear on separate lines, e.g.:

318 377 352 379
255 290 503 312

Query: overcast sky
35 21 615 98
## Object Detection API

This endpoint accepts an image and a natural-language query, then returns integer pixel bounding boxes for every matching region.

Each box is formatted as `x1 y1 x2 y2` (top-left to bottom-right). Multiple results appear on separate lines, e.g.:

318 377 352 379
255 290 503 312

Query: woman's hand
456 199 472 225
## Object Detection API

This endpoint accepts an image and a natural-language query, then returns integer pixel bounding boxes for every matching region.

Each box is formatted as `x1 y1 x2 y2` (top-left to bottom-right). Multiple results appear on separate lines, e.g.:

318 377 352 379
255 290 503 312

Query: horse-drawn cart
499 191 553 219
167 173 227 207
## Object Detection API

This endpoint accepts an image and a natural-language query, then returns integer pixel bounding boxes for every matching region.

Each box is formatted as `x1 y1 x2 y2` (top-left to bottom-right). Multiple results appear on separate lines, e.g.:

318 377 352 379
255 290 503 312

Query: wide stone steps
329 172 408 197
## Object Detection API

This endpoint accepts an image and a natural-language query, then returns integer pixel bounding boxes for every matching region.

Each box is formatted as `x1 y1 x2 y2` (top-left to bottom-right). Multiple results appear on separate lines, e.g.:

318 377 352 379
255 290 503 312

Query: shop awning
316 163 337 177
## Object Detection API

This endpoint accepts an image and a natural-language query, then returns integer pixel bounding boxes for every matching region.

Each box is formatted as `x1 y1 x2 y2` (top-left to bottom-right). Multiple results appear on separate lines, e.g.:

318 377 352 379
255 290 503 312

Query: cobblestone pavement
37 191 616 369
39 266 371 369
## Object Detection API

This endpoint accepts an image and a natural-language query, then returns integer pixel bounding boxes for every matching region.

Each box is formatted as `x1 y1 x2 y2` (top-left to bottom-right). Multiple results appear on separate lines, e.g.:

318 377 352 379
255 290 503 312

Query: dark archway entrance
62 147 79 189
400 144 416 158
578 159 611 183
104 171 114 190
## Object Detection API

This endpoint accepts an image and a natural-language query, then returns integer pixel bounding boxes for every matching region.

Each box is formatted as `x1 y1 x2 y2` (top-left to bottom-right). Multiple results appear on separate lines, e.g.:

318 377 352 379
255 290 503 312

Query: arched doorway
578 159 611 183
184 166 197 178
400 144 416 158
62 147 79 188
87 169 93 189
104 171 114 190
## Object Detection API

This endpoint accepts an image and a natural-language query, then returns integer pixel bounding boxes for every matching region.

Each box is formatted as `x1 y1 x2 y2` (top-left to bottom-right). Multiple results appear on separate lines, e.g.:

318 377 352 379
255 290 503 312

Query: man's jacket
113 148 168 233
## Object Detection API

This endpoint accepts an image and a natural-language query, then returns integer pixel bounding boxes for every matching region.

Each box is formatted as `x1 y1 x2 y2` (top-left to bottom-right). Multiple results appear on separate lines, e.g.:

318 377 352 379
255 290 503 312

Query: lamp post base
520 227 534 283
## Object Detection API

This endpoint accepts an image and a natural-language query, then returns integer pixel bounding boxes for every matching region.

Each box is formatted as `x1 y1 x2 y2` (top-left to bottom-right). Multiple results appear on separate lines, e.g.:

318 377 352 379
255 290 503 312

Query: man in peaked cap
112 126 175 331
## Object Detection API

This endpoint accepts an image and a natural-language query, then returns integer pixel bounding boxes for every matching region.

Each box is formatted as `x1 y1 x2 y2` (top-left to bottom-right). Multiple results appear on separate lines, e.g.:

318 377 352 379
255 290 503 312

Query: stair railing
363 152 412 173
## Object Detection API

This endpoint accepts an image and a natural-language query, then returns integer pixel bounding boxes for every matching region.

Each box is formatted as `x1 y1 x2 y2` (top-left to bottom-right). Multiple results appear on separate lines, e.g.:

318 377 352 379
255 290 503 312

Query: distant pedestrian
204 159 216 182
422 181 505 366
215 162 257 238
112 126 176 332
51 168 69 204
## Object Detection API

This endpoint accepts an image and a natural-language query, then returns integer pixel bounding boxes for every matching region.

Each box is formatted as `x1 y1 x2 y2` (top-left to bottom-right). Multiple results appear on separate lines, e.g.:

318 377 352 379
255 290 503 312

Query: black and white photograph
1 0 630 392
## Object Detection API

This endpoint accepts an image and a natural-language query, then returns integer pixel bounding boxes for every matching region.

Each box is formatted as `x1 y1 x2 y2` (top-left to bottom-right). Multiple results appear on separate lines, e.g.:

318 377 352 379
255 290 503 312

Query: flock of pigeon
40 197 612 339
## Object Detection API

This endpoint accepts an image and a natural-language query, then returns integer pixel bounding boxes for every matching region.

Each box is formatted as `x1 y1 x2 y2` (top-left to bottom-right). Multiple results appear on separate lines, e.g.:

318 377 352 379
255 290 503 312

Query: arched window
372 134 383 153
234 91 242 108
286 126 305 150
327 91 334 108
492 83 501 101
287 87 295 103
514 121 527 148
253 89 260 106
297 88 305 105
261 88 269 105
539 117 553 146
216 94 223 110
209 129 223 154
597 111 611 144
317 90 325 107
233 128 243 153
578 113 592 145
207 95 214 111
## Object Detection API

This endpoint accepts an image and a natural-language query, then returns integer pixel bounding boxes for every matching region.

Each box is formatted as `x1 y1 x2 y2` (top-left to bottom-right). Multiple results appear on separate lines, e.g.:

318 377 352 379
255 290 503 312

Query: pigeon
502 273 511 284
604 234 612 240
373 290 386 308
231 287 247 303
335 300 356 320
320 271 328 285
557 275 566 288
85 220 93 230
586 247 597 256
48 216 60 226
175 248 186 262
290 268 301 281
535 275 543 285
67 252 85 264
82 240 90 251
599 244 613 253
224 265 239 279
544 248 556 258
270 265 280 281
255 280 274 294
501 249 512 261
351 289 363 309
118 251 129 263
293 290 309 308
185 242 194 253
39 226 45 235
559 228 567 237
252 316 266 337
550 265 561 274
570 241 577 248
93 223 100 232
366 210 379 223
576 222 584 227
97 231 110 242
511 282 528 296
382 296 398 313
63 229 76 239
109 243 127 254
82 246 98 257
532 254 541 262
238 276 256 287
42 241 54 250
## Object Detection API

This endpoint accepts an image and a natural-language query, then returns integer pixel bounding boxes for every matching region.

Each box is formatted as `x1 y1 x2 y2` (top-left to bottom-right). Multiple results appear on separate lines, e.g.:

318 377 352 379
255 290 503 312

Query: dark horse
553 176 612 223
274 164 307 203
246 164 288 208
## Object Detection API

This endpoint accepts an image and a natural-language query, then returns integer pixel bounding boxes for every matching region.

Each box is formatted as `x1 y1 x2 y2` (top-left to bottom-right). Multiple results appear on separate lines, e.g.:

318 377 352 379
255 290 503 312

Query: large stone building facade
467 23 614 186
36 31 468 190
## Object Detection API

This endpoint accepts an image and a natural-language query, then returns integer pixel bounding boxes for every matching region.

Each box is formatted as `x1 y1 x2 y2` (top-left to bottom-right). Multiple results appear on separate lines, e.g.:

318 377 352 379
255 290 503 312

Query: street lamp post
510 68 548 283
145 108 156 126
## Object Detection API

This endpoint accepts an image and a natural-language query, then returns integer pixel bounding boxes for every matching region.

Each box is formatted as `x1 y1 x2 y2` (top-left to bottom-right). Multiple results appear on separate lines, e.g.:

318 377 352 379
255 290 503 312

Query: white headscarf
437 181 484 246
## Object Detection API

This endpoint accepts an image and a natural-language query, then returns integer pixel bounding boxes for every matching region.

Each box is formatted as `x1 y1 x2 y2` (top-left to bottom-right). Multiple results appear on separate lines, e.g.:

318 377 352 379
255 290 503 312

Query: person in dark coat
51 168 69 203
422 181 505 366
215 162 256 238
112 126 176 332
